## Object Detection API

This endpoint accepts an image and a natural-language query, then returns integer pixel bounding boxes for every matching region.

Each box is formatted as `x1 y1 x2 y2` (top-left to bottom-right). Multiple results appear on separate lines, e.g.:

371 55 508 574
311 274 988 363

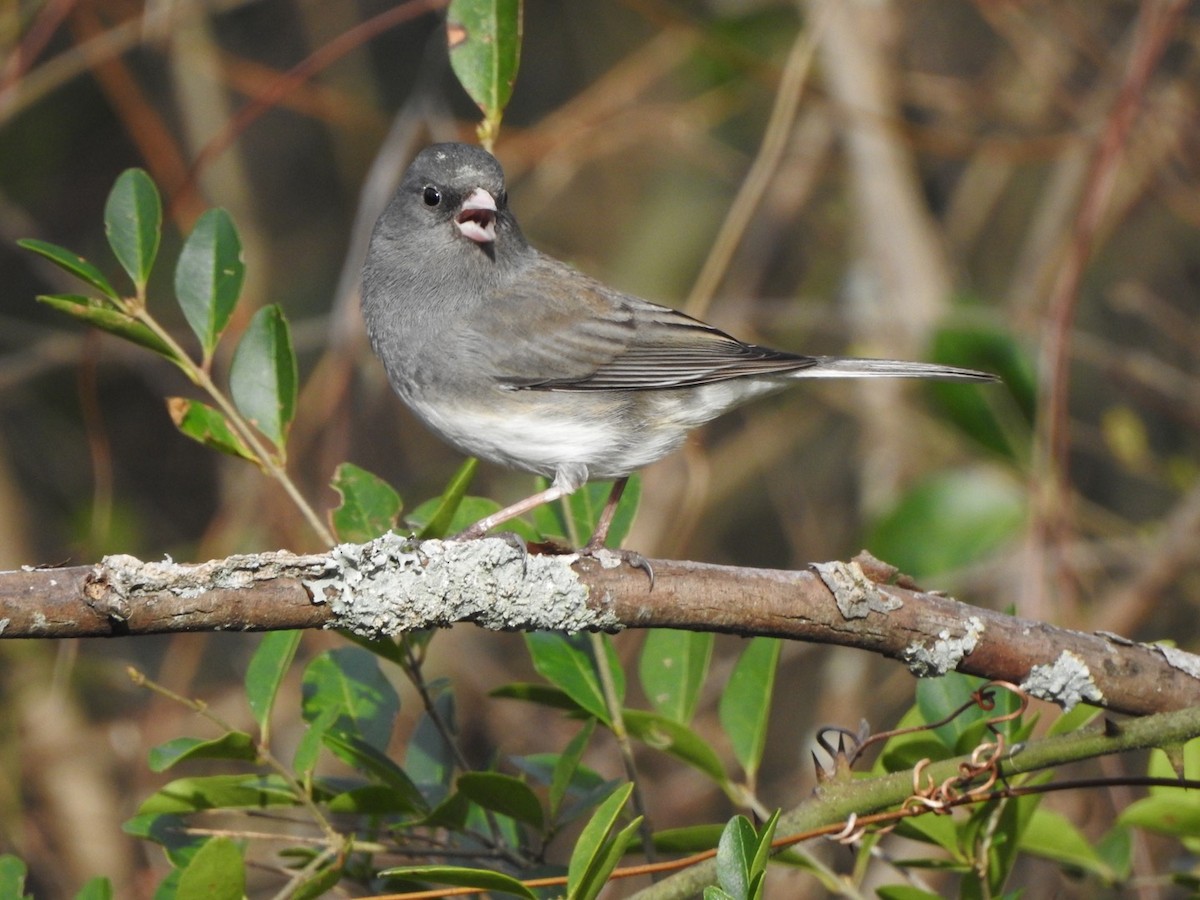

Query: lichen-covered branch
2 536 1197 716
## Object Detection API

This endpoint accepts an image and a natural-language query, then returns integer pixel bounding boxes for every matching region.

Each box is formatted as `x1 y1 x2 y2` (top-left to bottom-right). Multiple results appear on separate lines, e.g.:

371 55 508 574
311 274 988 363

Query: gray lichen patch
1021 650 1104 711
813 560 901 620
902 616 985 677
305 534 617 638
1157 644 1200 681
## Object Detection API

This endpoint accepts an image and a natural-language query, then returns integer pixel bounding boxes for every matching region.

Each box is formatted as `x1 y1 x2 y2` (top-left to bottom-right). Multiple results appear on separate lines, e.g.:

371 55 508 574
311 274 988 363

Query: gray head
369 143 527 269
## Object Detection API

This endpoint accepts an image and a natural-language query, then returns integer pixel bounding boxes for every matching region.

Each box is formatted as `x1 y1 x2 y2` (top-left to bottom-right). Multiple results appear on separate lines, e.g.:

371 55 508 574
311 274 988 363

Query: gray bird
362 142 996 554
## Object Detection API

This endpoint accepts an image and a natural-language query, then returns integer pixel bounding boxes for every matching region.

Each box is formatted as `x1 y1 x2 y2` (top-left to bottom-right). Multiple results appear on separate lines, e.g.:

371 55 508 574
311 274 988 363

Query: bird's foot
579 540 655 591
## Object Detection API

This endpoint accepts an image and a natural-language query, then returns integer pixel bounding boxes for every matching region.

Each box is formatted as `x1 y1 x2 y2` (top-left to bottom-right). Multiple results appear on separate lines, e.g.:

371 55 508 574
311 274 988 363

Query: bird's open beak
455 188 497 244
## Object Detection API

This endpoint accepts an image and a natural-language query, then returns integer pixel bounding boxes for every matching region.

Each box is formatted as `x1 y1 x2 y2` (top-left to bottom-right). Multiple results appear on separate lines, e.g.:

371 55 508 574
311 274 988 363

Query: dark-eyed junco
362 143 996 551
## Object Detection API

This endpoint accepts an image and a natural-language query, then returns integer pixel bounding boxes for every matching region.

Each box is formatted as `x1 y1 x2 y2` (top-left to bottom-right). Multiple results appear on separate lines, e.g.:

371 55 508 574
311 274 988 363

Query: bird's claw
581 543 655 591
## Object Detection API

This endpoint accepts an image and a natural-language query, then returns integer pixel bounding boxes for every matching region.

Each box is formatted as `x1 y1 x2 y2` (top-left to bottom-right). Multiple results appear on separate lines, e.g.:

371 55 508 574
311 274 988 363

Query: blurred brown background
2 0 1199 895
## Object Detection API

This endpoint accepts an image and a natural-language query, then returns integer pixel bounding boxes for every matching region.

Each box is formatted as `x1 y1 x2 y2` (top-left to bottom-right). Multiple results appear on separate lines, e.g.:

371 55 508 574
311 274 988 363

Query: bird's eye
422 186 441 207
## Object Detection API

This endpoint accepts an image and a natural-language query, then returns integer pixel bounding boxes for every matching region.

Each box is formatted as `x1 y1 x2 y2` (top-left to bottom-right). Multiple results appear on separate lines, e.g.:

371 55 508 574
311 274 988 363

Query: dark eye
422 186 441 207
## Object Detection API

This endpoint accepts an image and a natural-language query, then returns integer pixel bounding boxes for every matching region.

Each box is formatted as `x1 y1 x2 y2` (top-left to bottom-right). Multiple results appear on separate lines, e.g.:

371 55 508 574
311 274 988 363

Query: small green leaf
167 397 258 463
293 703 339 777
330 462 402 543
405 688 458 801
551 720 596 819
37 294 176 360
136 774 298 814
447 0 523 144
321 731 428 813
714 816 756 900
73 876 114 900
623 710 726 783
0 855 29 900
748 809 780 886
639 629 712 724
567 782 633 898
1018 807 1115 879
301 647 399 751
246 630 302 735
526 632 617 724
291 861 344 900
148 733 257 772
718 638 781 779
490 682 585 712
18 239 120 300
327 784 425 815
576 815 641 900
868 467 1025 578
104 168 161 291
457 772 545 830
175 208 245 358
176 836 244 900
652 825 726 853
415 457 478 538
229 304 298 448
378 866 535 899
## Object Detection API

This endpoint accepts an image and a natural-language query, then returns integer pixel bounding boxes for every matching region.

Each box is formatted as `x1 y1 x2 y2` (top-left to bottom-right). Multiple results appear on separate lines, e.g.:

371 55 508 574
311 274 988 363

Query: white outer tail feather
794 357 998 382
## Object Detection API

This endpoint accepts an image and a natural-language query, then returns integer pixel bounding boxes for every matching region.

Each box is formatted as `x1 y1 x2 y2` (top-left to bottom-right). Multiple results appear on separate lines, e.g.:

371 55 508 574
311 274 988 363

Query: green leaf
175 208 245 358
551 720 597 819
578 815 642 900
0 855 29 900
876 888 945 900
490 681 586 713
406 688 458 801
1018 807 1114 880
714 816 756 900
176 836 244 900
293 703 340 777
246 630 302 735
147 732 257 772
229 304 298 447
292 861 344 900
526 632 617 724
321 731 428 813
417 458 477 539
327 784 426 815
623 709 726 783
928 324 1035 462
718 637 781 779
533 476 642 547
447 0 523 143
567 782 633 899
73 877 114 900
748 809 780 888
868 467 1025 578
37 294 176 360
300 646 399 751
457 772 545 830
704 889 737 900
104 168 161 291
136 774 298 814
167 398 259 462
330 462 402 543
652 824 726 853
378 866 535 899
1119 794 1200 837
639 629 712 724
18 239 120 300
122 812 202 867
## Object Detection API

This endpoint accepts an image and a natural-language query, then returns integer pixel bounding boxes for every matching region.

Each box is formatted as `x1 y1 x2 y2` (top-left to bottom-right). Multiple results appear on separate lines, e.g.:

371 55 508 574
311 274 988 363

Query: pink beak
455 188 497 244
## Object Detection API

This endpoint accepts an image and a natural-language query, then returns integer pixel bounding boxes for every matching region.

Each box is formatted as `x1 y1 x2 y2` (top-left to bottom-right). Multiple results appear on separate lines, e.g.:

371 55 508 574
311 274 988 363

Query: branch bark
3 536 1197 717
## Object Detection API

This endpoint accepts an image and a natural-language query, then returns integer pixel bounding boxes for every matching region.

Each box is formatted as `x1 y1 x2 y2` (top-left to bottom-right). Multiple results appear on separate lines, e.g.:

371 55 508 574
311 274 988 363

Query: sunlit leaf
245 630 302 734
37 294 176 360
301 647 399 751
18 239 120 300
718 638 780 779
330 462 402 543
148 733 257 772
229 304 298 447
175 208 244 358
447 0 523 145
104 168 161 292
639 628 712 724
176 836 243 900
167 398 258 463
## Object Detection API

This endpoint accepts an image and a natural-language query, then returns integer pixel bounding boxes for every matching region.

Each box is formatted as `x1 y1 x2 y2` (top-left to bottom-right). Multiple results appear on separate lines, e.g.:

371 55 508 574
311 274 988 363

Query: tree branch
3 536 1197 716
